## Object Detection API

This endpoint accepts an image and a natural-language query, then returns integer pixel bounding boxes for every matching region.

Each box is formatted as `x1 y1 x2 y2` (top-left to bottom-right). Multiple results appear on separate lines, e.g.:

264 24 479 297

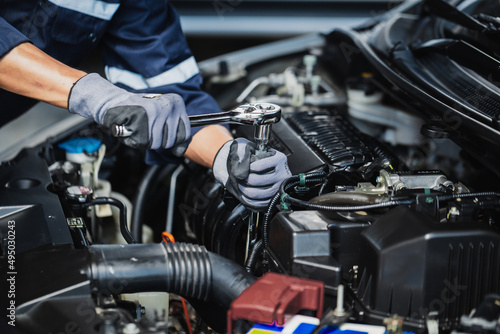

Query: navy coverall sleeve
0 17 30 58
99 1 223 164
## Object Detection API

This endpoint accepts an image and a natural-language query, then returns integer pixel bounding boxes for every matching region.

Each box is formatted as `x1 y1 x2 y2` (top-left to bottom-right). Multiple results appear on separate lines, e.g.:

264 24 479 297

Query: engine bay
2 1 500 333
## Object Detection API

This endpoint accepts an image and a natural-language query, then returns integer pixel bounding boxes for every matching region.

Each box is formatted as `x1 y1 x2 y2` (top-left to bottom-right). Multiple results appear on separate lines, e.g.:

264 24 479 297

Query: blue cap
58 137 102 154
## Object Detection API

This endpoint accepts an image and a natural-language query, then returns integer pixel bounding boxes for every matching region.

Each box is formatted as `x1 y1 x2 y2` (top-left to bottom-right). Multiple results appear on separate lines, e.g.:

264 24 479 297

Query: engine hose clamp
295 173 309 192
280 193 291 210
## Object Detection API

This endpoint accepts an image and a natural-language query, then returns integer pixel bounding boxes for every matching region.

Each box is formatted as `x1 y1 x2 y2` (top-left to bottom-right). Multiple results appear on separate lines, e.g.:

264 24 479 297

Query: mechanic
0 0 291 210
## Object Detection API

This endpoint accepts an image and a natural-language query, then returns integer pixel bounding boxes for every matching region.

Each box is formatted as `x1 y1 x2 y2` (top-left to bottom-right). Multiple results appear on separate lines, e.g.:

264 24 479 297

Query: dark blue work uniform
0 0 221 163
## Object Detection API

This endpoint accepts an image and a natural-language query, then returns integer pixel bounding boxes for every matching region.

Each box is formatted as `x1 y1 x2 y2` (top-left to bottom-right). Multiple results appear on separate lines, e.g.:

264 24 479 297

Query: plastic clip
295 173 309 193
280 193 291 210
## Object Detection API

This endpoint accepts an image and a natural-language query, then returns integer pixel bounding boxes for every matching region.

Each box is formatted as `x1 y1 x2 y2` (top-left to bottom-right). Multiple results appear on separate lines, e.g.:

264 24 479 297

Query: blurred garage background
172 0 403 60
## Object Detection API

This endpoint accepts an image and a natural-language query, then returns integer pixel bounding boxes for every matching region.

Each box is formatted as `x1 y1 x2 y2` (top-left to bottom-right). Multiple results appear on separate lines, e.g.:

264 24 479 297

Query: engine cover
356 206 500 330
266 204 500 331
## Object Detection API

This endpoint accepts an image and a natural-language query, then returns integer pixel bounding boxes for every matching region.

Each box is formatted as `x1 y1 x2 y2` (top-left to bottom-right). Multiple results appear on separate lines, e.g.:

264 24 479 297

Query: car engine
2 0 500 333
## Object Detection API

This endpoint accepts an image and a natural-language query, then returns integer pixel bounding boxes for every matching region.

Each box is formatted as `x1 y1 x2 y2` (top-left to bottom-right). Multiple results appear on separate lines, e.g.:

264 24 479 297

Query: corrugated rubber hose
88 242 256 308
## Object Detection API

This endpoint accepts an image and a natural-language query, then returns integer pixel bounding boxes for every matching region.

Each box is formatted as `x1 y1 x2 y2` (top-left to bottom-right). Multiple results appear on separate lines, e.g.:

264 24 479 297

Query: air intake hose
87 242 256 308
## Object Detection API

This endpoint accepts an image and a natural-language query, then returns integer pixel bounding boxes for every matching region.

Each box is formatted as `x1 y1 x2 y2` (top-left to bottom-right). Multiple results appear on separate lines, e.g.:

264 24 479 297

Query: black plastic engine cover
356 206 500 329
268 211 345 289
0 148 73 256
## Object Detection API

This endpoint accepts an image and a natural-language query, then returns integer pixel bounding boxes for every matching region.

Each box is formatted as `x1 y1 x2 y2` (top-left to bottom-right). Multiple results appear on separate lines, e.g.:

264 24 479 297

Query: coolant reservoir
59 137 113 217
58 137 102 164
59 137 103 194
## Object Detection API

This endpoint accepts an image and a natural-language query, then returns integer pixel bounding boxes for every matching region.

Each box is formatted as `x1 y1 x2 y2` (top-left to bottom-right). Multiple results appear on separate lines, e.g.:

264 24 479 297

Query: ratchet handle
188 112 234 127
112 112 235 138
112 103 281 139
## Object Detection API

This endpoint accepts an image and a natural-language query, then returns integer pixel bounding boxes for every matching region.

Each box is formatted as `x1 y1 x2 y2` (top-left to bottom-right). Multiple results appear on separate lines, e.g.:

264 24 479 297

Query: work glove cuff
68 73 129 123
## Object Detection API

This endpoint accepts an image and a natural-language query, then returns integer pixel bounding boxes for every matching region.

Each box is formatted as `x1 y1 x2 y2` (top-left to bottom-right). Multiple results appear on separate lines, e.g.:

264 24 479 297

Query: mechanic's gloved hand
68 73 191 155
213 138 292 211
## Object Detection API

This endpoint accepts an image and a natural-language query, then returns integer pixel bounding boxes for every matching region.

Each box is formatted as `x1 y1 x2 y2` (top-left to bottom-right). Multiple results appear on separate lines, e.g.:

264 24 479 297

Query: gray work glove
213 138 292 211
68 73 191 155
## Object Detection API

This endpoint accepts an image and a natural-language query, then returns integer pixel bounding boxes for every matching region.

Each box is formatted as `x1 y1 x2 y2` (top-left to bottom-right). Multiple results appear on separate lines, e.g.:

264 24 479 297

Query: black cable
318 167 348 196
281 190 500 213
436 192 500 202
279 175 299 196
262 189 286 250
276 177 500 215
263 170 410 248
283 196 414 211
263 172 327 249
245 239 263 273
85 197 136 244
131 164 163 242
262 179 298 250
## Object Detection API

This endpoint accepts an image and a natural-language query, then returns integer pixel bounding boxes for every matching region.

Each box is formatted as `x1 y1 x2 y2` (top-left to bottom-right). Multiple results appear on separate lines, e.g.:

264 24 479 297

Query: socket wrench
112 102 281 153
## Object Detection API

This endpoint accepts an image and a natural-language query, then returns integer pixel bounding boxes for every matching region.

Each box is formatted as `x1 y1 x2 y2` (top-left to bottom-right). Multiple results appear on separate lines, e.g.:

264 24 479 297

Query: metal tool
112 102 281 153
113 103 282 255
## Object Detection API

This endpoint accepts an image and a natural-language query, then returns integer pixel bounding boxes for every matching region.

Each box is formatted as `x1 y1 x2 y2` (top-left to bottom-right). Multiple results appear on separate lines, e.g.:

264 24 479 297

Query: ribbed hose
162 243 212 300
88 242 256 307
